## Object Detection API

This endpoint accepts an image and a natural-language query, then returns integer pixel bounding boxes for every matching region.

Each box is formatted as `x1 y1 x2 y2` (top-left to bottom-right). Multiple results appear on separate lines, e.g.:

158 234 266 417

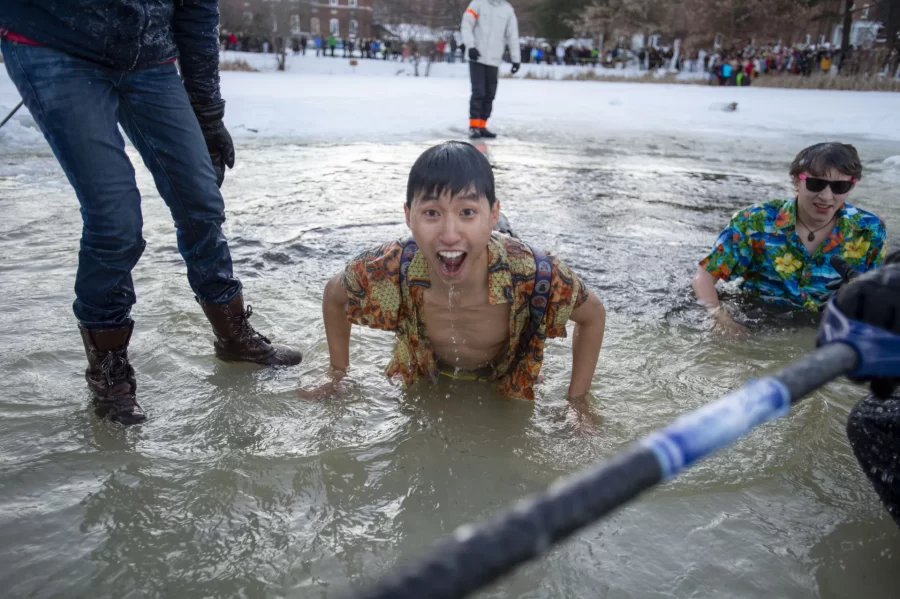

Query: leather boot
199 293 302 366
78 323 146 425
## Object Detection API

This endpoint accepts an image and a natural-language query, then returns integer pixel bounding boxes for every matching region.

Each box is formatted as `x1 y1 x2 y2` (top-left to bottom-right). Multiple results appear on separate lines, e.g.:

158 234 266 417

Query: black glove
192 100 235 188
511 62 520 74
821 255 862 305
826 252 900 302
468 48 480 62
833 257 900 399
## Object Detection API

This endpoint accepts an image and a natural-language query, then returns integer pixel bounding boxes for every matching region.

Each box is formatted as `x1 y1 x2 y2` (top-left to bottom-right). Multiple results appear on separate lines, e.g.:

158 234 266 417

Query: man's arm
693 211 755 337
172 0 222 106
692 267 749 337
567 290 605 400
298 273 352 400
692 267 721 309
461 0 479 54
323 273 351 371
173 0 235 187
505 8 521 64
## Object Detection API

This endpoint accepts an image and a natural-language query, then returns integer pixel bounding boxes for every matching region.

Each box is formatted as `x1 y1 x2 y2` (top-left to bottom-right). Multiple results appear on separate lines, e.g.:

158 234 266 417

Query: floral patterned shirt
700 198 886 311
342 234 590 399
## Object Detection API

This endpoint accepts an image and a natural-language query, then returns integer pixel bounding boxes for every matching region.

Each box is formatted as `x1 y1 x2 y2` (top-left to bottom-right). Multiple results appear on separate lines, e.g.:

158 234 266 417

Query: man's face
792 167 855 225
405 186 500 287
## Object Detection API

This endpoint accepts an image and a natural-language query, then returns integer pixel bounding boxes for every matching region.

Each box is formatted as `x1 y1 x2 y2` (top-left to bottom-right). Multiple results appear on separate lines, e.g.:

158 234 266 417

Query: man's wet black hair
406 141 496 208
790 142 863 181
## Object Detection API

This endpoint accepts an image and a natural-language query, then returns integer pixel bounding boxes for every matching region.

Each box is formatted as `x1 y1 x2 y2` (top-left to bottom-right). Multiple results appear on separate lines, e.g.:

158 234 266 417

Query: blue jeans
2 39 241 328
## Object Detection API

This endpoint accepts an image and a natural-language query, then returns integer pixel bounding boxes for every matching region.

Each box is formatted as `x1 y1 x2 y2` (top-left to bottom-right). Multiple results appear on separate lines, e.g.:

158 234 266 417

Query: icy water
1 131 899 599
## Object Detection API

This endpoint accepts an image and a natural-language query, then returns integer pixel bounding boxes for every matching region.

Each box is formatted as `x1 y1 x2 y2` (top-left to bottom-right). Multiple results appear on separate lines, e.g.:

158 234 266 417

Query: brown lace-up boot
78 323 146 425
199 293 302 366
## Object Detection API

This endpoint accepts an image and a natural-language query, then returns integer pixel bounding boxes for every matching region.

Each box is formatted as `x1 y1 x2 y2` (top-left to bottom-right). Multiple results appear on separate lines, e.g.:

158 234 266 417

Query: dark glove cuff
192 100 226 125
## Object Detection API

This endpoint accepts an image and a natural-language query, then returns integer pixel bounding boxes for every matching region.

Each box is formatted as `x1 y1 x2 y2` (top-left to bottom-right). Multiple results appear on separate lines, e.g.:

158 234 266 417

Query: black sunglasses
799 173 856 195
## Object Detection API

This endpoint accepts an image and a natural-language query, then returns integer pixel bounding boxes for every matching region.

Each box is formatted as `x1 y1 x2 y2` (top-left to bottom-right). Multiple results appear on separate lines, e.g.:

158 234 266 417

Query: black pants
847 393 900 527
469 61 499 123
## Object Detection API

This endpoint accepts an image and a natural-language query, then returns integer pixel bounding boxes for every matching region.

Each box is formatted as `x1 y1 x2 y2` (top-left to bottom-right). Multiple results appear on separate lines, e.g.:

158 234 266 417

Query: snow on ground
0 110 43 147
220 49 707 82
2 51 900 151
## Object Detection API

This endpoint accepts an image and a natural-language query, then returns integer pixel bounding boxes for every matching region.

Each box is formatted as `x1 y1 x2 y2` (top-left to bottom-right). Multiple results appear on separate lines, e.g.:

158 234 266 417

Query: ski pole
351 341 859 599
0 100 24 131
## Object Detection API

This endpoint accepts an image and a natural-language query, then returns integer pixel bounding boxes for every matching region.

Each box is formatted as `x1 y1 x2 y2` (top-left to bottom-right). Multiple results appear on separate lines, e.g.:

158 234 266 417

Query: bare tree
376 0 460 76
575 0 829 53
839 0 854 65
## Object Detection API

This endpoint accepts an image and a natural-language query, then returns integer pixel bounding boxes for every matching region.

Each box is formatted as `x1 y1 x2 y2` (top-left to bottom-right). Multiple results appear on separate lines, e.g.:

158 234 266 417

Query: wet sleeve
341 242 403 331
846 394 900 528
544 256 589 339
172 0 223 106
699 211 752 281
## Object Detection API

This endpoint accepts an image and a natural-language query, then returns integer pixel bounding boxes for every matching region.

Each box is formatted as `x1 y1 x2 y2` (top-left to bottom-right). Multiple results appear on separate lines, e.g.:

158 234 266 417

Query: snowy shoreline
2 51 900 149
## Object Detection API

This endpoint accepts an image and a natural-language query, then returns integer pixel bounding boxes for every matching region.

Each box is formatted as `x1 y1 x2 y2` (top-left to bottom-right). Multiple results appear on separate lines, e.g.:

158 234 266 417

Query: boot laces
233 305 271 346
99 349 131 388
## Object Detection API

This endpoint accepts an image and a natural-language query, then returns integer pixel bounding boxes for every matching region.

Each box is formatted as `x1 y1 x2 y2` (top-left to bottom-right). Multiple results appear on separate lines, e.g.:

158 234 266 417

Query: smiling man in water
693 142 887 336
313 141 606 422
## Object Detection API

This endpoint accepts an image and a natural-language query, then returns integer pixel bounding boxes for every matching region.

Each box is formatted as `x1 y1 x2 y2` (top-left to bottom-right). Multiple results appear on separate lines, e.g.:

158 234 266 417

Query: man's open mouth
437 250 467 277
813 202 833 214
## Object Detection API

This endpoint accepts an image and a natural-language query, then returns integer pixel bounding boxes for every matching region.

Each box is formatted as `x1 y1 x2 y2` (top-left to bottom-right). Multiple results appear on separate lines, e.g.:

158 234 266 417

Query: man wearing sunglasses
693 142 887 337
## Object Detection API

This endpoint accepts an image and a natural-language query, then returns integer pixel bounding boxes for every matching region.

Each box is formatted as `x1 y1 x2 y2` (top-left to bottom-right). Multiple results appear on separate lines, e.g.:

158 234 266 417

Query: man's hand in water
568 393 600 435
297 366 348 401
711 307 750 339
692 268 748 339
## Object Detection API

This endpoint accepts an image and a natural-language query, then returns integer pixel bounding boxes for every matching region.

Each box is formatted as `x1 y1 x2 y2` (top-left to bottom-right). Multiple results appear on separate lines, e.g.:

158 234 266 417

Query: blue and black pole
352 295 898 599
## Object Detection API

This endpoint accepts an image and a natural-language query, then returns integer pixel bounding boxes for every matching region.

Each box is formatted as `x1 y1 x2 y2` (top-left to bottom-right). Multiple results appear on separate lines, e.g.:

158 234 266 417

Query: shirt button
816 257 825 266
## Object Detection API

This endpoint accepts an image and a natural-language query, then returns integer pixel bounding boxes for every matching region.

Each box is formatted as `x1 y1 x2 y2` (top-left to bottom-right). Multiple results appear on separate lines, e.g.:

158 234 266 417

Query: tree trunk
839 0 853 71
886 0 900 78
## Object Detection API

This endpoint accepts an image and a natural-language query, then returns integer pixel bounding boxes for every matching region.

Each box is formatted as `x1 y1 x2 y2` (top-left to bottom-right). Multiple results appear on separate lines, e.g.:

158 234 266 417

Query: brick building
221 0 373 41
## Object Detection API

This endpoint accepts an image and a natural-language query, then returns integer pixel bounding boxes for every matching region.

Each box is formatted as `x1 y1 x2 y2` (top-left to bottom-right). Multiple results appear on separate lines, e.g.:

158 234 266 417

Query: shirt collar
405 235 513 305
775 198 849 232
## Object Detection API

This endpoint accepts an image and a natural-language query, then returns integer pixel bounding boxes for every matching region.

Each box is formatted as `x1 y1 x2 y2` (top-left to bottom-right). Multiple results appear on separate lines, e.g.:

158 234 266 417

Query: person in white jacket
461 0 521 139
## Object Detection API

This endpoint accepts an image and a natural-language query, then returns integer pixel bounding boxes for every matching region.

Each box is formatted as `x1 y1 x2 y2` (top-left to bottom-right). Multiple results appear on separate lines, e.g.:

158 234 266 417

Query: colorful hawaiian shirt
341 234 590 400
700 199 887 311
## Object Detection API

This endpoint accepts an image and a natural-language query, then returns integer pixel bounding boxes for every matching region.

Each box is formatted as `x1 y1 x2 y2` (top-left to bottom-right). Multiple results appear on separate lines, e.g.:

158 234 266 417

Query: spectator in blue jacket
0 0 302 426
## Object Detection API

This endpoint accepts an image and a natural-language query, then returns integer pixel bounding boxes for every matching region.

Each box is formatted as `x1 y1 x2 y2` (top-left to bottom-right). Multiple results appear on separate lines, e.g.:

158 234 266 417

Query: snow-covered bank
210 56 900 145
2 51 900 150
220 49 708 82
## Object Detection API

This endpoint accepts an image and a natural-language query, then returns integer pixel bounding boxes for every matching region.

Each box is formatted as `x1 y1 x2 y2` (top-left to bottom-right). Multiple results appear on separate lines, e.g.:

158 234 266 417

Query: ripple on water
0 137 898 598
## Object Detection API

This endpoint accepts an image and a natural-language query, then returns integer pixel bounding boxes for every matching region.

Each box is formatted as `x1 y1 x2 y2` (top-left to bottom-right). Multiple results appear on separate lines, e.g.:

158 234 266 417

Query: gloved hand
820 255 862 305
192 100 235 188
468 48 480 62
833 255 900 399
511 63 520 74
